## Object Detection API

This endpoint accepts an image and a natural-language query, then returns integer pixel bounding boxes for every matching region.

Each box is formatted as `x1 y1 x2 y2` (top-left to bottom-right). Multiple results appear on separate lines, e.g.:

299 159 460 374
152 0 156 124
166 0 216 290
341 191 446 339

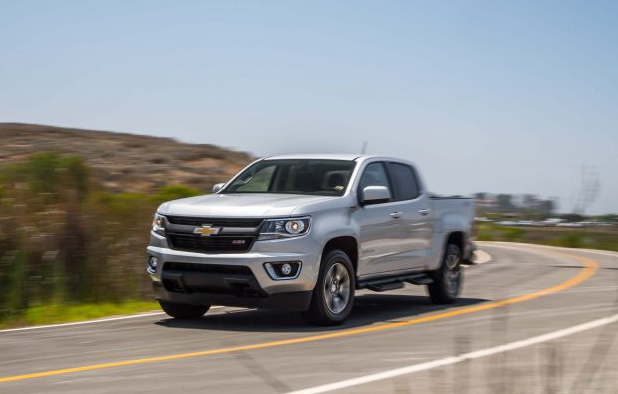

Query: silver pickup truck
147 154 474 325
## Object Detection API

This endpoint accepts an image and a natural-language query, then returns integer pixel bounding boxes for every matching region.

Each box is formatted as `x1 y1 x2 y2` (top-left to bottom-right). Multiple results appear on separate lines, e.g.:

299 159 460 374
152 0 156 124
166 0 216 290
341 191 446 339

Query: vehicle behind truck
147 154 474 325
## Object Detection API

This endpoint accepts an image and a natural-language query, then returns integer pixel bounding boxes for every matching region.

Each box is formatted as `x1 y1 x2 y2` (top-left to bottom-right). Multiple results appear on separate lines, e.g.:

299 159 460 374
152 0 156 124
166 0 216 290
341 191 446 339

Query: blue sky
1 1 617 214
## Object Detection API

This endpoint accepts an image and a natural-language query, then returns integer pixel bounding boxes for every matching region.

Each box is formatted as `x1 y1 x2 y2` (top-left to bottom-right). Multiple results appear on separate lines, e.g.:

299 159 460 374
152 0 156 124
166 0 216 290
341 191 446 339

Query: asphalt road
1 242 617 394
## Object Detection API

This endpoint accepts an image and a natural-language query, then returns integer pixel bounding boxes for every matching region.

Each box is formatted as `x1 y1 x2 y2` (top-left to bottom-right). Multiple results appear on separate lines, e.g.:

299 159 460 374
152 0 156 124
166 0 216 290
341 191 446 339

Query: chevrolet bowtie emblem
193 225 220 236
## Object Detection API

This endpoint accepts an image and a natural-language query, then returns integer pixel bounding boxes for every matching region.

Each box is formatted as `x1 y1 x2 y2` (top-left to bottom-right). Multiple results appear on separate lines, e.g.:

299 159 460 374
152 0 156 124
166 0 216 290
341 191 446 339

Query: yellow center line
0 248 599 384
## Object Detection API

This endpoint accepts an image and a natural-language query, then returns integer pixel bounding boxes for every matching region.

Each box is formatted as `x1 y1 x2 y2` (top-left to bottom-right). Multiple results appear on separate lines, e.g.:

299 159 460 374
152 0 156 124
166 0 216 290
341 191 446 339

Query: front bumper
152 282 313 311
146 233 321 310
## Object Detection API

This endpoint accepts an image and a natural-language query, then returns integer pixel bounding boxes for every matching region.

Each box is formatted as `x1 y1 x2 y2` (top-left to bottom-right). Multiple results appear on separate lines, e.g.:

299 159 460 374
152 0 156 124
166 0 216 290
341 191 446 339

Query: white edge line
472 249 492 265
287 312 618 394
0 306 225 333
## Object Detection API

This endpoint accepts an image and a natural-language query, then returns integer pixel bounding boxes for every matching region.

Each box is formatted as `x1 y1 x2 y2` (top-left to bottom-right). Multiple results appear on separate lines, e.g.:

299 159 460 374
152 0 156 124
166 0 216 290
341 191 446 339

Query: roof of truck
263 153 377 161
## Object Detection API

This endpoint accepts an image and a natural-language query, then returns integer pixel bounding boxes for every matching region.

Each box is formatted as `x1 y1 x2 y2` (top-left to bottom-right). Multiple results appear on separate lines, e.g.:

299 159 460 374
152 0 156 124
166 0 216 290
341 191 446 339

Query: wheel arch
322 236 359 274
445 231 465 252
435 231 466 268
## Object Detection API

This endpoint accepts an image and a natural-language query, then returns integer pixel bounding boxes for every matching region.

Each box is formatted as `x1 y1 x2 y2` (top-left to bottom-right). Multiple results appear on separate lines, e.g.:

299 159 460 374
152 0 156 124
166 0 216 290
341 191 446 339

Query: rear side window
387 163 421 200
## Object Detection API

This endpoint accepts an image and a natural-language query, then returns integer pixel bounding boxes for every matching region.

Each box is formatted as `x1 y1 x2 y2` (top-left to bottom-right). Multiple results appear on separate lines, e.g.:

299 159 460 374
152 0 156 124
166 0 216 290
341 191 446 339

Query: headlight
258 217 311 240
152 213 166 236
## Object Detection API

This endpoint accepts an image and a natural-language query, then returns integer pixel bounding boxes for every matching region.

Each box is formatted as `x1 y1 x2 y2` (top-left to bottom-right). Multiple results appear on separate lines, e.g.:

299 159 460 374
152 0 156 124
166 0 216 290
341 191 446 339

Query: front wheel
305 249 355 326
427 243 463 304
159 301 210 320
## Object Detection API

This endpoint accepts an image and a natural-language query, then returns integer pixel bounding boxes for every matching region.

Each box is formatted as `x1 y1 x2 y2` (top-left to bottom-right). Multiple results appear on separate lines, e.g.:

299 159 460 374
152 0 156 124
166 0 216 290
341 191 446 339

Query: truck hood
157 193 343 218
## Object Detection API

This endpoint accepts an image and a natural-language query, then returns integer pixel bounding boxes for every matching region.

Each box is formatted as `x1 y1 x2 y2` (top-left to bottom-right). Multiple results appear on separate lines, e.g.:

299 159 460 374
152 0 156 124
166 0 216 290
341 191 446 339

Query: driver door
353 162 410 277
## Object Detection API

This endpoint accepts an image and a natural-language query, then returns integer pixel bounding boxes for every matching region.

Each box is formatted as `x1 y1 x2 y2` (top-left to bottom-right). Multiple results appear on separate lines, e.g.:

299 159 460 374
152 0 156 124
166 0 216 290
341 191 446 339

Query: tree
539 200 555 217
496 194 514 212
522 194 538 210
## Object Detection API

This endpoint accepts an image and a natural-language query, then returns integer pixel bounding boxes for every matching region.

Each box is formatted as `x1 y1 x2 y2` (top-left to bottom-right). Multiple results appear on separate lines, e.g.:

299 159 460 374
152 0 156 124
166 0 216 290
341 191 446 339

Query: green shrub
559 234 584 248
153 185 202 202
0 153 205 325
498 227 525 242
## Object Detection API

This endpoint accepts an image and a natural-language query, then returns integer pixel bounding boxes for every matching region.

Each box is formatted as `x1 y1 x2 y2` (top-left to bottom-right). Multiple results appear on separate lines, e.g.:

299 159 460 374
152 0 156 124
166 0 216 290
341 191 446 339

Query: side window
231 165 275 192
358 162 392 198
387 163 420 201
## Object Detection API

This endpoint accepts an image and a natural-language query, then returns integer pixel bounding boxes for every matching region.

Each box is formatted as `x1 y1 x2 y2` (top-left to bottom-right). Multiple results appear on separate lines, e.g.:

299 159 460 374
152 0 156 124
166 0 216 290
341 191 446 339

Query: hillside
0 123 253 192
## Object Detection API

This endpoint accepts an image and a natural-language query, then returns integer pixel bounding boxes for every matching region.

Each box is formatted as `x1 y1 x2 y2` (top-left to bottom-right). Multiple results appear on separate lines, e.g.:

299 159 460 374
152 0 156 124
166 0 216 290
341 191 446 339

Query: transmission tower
574 166 600 215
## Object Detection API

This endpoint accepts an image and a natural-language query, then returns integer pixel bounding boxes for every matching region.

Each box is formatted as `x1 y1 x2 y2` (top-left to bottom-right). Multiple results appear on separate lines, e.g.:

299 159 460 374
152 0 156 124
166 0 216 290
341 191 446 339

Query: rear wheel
159 301 210 319
427 243 463 304
305 249 355 326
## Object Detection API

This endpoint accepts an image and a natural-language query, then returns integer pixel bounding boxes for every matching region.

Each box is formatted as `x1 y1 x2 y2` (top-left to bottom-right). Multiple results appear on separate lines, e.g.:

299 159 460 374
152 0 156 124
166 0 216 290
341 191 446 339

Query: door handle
418 208 431 216
390 211 403 219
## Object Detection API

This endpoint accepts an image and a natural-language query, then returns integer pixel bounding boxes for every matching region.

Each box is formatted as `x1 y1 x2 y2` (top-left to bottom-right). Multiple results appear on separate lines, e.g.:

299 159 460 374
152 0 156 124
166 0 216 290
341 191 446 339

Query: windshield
224 159 356 196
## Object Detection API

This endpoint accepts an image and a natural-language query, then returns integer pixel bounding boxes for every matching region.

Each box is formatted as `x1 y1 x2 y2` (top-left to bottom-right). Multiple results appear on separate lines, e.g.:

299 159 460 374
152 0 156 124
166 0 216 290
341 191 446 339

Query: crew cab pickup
147 154 475 325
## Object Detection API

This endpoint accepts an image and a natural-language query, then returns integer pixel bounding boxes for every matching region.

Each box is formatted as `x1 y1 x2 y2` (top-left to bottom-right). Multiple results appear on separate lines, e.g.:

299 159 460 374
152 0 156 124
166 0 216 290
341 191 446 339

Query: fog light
281 263 292 276
264 261 301 280
147 256 158 273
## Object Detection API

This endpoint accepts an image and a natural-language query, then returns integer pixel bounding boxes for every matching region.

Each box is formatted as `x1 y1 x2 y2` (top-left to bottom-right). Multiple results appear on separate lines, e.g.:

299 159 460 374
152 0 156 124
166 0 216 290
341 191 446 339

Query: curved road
1 242 617 393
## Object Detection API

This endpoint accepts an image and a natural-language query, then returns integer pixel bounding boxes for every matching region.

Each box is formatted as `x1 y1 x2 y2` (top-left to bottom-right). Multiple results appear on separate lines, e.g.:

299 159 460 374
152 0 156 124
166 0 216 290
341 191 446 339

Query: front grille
166 216 263 228
167 234 254 253
161 262 262 296
163 262 252 274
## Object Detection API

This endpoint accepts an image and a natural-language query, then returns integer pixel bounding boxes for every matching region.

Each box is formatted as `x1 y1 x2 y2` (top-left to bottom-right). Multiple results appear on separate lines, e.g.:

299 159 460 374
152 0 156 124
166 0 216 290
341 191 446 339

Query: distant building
475 198 497 208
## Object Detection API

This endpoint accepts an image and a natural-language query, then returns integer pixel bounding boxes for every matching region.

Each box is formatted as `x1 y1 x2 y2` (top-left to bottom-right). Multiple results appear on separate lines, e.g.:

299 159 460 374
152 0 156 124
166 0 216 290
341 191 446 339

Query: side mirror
212 183 225 193
361 186 391 204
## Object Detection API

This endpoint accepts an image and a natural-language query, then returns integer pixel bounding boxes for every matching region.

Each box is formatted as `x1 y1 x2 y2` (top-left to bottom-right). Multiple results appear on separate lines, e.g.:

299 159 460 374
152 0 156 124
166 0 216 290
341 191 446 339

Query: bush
0 153 203 324
477 224 618 252
498 226 525 242
153 185 202 203
558 234 584 248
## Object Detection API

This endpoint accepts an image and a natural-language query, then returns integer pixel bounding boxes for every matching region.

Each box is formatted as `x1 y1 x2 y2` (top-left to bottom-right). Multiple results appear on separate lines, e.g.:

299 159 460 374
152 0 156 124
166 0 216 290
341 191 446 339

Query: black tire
427 243 463 304
159 301 210 320
305 249 356 326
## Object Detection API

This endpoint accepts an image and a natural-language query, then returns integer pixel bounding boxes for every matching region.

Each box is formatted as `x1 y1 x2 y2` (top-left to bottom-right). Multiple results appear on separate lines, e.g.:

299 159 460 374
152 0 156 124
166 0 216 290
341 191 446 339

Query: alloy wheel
323 262 351 314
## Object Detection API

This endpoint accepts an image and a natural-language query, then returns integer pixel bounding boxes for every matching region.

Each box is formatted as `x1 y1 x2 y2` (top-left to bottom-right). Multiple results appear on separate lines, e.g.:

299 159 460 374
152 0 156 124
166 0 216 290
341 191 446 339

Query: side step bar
357 272 434 292
366 282 404 292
